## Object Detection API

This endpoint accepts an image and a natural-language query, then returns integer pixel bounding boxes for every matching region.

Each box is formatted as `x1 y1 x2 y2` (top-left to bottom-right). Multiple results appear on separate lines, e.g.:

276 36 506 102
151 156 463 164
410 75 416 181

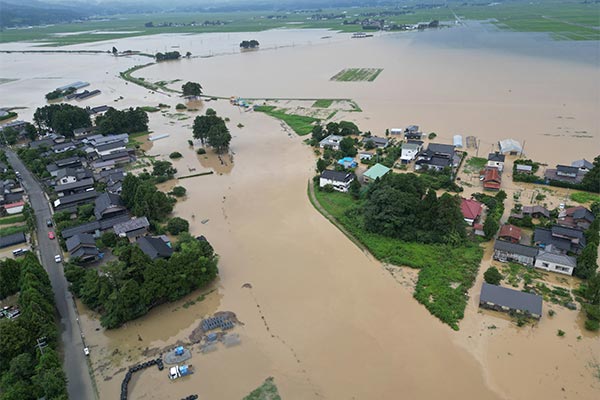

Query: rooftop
460 198 483 220
364 163 391 181
113 217 150 236
493 240 538 258
488 152 505 162
480 283 542 316
137 236 173 260
321 169 355 183
536 250 577 268
499 224 522 241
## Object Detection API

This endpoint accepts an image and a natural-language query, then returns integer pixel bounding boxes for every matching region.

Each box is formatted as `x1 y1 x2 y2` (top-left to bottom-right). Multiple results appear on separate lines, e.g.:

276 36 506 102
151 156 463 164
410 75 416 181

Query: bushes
170 186 187 197
175 103 187 110
484 267 503 285
167 217 189 235
196 148 206 155
169 151 183 159
473 191 506 240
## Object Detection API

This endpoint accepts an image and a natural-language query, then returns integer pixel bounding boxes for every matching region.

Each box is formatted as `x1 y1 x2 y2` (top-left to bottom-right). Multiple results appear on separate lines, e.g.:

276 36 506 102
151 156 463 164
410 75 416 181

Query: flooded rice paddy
1 23 599 399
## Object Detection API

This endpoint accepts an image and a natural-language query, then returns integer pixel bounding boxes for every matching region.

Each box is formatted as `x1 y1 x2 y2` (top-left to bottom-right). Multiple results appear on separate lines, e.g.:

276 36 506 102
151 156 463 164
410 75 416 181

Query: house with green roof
363 163 391 183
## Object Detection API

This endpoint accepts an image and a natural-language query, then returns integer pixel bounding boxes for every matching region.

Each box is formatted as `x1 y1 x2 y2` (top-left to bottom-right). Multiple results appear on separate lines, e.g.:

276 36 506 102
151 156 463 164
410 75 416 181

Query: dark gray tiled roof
54 178 95 193
94 193 124 220
113 217 150 235
66 233 96 252
61 214 130 239
136 236 173 260
0 232 26 248
488 153 505 162
321 170 355 183
493 240 538 258
480 283 542 316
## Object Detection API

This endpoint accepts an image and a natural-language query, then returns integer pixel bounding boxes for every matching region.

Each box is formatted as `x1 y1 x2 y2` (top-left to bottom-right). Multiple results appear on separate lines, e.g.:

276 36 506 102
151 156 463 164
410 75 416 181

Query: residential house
113 217 150 242
389 128 403 135
483 168 502 191
97 150 135 166
136 236 173 260
0 232 27 249
61 214 130 240
534 249 577 276
544 165 586 184
52 141 78 154
337 157 357 169
479 283 542 319
415 143 458 171
73 126 97 138
53 190 98 213
95 140 127 157
363 163 391 183
319 170 355 193
498 224 521 244
498 139 523 155
94 193 127 221
534 225 586 254
399 140 423 164
473 223 485 237
571 159 593 173
493 240 538 266
511 205 550 221
88 105 109 115
55 156 84 169
487 152 505 172
84 133 129 147
460 198 483 226
54 167 93 184
363 136 389 149
2 200 25 215
29 137 55 150
558 206 595 230
404 125 421 140
66 233 99 263
319 135 343 151
54 178 95 197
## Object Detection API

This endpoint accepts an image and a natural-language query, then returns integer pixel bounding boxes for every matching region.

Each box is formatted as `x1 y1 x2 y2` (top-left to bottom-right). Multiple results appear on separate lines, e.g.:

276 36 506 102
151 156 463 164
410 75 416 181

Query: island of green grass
243 377 281 400
311 184 483 330
254 106 319 136
312 99 334 108
571 191 600 204
330 68 383 82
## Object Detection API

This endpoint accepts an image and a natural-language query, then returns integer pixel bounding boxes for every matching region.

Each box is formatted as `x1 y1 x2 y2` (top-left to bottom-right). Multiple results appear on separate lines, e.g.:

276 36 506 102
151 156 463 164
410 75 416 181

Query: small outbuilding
363 163 391 183
498 139 523 155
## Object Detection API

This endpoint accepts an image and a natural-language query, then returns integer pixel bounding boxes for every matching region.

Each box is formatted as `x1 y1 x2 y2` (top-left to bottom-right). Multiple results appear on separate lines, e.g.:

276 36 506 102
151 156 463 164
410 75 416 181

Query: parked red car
48 231 55 240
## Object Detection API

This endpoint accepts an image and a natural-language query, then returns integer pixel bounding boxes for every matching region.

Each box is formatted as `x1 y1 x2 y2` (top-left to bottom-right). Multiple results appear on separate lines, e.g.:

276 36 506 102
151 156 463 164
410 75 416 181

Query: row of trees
192 108 232 153
472 191 507 240
95 107 149 135
0 254 68 400
363 173 467 244
240 40 260 49
33 104 149 137
155 51 181 61
311 121 360 142
33 103 91 136
65 233 218 328
182 81 202 97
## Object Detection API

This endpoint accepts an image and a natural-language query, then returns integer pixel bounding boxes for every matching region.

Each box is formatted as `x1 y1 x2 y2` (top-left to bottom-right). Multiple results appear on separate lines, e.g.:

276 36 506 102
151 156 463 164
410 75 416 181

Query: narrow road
5 149 96 400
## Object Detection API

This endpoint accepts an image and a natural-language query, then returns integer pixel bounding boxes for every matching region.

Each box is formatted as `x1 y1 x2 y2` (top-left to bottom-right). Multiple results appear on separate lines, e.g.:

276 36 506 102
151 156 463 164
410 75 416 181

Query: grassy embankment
571 191 600 204
312 99 334 108
1 1 596 46
120 64 182 94
253 106 319 136
312 185 482 330
330 68 383 82
0 112 17 121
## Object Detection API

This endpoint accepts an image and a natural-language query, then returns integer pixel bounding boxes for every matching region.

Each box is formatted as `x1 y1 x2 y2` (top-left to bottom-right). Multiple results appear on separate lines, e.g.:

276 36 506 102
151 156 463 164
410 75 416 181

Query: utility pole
520 140 526 158
475 139 480 157
35 337 48 355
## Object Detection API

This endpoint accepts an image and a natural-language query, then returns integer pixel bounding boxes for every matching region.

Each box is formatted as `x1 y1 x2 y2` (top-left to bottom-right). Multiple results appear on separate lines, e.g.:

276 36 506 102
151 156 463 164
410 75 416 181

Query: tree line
0 254 68 400
65 233 218 329
121 173 175 223
33 104 148 137
311 121 360 143
155 51 181 62
192 108 232 153
363 173 467 244
240 40 260 49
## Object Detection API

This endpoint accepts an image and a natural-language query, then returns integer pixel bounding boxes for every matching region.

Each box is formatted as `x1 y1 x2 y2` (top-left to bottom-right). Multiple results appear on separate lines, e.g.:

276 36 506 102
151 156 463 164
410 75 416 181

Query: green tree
339 137 357 157
316 158 328 173
167 217 190 235
326 122 339 136
207 123 232 154
95 107 148 135
33 104 91 136
580 156 600 193
170 186 187 197
484 267 503 285
100 231 118 248
338 121 360 136
483 217 499 240
0 259 21 299
349 177 361 199
182 81 203 97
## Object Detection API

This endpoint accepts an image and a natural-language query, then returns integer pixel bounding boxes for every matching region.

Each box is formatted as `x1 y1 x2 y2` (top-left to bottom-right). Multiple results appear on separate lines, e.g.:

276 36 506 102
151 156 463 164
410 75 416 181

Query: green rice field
330 68 383 82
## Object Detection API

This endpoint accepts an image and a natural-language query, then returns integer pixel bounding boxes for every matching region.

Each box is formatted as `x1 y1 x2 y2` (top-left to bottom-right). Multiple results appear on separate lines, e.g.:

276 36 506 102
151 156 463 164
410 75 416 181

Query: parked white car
54 255 62 263
83 347 90 356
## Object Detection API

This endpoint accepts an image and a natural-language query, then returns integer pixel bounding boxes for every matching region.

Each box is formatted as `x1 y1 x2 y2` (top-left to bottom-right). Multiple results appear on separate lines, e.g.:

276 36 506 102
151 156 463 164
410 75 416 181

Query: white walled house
487 152 506 172
534 250 577 276
400 141 423 164
319 170 355 192
319 135 343 151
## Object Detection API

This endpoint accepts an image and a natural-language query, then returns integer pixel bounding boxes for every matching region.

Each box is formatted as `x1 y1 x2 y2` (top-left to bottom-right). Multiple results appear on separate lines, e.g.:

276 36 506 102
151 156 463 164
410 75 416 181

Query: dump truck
168 364 192 380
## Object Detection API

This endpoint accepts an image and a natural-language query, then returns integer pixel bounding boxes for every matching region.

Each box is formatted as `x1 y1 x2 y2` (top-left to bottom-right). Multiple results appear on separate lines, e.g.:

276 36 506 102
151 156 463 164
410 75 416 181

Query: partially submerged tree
182 81 203 97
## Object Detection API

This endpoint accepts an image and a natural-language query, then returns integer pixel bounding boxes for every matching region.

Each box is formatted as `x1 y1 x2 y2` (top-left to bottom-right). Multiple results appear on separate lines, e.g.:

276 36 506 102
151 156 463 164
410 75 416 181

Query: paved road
5 149 96 400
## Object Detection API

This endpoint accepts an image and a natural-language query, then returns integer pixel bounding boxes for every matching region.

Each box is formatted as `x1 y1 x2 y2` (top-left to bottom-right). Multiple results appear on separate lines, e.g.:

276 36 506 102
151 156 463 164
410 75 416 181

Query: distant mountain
0 1 93 28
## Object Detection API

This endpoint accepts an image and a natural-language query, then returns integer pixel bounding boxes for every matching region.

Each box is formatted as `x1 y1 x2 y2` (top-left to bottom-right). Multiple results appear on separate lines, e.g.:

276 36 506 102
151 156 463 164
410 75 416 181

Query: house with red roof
460 198 483 226
498 224 522 244
483 168 501 191
3 200 25 215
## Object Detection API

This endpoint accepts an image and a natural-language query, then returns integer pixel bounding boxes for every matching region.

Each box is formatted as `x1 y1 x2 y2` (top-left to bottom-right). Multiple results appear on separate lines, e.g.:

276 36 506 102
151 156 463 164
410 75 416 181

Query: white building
319 170 355 192
359 152 374 161
487 152 506 172
319 135 343 151
400 141 423 164
534 249 577 276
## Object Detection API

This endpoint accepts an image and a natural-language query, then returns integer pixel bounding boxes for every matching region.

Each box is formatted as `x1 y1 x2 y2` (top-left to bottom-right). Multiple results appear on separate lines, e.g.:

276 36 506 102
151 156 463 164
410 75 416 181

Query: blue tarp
175 346 184 355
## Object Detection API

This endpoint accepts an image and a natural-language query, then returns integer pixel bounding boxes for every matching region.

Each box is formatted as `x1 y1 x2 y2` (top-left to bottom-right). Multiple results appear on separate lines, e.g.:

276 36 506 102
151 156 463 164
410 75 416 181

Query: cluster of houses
544 159 594 184
0 160 28 251
490 205 594 276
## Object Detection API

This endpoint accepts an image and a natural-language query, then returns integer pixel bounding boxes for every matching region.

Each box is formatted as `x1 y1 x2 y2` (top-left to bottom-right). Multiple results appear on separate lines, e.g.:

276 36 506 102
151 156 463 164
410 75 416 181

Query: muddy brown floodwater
1 23 598 400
